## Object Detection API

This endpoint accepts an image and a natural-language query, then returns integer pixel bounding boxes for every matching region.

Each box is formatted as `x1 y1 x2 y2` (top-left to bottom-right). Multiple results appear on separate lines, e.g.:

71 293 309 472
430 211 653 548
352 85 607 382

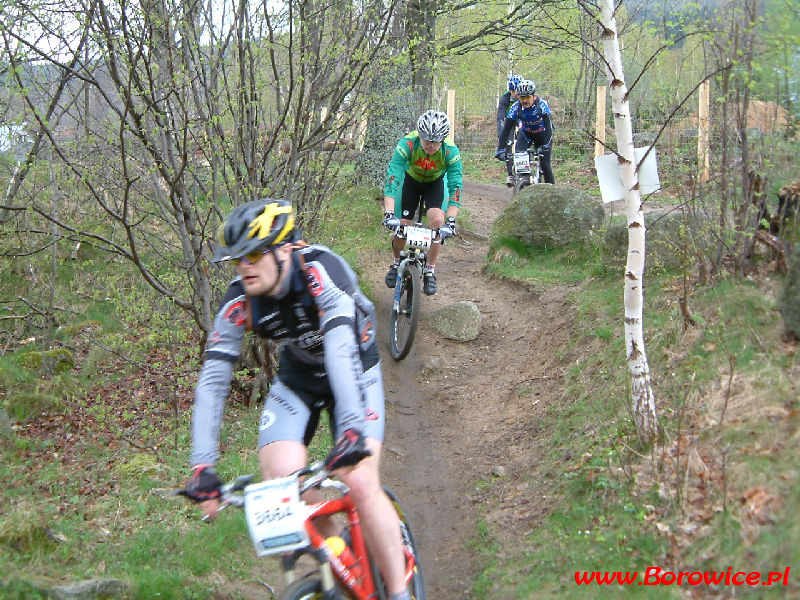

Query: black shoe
385 264 399 288
423 270 437 295
325 429 371 471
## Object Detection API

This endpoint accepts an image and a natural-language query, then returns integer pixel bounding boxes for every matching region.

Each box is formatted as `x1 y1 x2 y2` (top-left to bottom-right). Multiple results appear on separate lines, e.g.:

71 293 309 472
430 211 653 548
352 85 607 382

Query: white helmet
417 110 451 142
517 80 536 97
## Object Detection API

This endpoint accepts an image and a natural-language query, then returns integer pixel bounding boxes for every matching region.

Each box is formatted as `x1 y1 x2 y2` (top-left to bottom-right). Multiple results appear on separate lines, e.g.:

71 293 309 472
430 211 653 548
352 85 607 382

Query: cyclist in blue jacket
495 79 555 184
497 74 523 186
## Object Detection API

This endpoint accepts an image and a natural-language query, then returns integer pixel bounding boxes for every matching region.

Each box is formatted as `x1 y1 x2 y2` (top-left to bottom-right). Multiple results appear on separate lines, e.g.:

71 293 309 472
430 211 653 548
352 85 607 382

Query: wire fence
447 82 799 196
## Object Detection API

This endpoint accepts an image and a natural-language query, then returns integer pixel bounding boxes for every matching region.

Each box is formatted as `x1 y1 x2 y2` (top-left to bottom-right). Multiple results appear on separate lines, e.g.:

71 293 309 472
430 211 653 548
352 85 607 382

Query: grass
2 161 798 598
465 233 799 598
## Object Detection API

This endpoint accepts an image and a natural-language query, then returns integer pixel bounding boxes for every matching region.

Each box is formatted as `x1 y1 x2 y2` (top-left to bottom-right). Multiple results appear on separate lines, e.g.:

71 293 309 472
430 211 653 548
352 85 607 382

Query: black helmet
211 199 297 263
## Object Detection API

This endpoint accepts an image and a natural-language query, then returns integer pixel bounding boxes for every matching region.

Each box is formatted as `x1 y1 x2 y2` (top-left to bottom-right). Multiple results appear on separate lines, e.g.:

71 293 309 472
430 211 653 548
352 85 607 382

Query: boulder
50 579 129 600
489 184 605 252
778 243 800 339
423 301 481 341
602 209 691 272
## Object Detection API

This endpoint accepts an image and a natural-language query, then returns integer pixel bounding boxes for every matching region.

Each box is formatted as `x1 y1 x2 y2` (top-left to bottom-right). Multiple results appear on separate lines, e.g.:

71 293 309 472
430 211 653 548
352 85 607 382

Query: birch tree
596 0 658 443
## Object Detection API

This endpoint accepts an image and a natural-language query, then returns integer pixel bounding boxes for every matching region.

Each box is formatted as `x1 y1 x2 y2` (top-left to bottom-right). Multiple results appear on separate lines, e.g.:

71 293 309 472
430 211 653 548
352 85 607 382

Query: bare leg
339 439 406 595
425 207 445 266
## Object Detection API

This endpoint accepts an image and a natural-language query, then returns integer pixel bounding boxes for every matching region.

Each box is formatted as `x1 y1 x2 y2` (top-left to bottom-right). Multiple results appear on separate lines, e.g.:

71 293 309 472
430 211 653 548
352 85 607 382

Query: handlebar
388 223 444 243
180 460 346 521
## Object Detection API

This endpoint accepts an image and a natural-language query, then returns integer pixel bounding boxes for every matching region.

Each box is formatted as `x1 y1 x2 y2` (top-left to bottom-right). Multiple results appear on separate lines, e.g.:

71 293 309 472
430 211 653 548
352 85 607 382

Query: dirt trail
360 181 578 598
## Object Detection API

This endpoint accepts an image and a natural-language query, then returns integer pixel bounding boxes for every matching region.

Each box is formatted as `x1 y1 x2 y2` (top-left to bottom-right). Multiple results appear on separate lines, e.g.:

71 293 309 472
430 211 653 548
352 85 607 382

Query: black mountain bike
386 210 443 360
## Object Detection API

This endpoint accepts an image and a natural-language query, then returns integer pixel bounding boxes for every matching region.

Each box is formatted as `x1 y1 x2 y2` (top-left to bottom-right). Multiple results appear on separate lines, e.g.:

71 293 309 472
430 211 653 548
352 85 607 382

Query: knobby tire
368 487 427 600
389 262 421 361
278 574 339 600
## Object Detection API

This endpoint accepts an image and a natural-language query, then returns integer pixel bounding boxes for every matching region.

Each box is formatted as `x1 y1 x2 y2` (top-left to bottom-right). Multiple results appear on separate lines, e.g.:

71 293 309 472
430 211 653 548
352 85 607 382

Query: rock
423 301 481 341
778 243 800 339
49 579 128 600
489 184 605 252
491 466 506 477
602 209 696 273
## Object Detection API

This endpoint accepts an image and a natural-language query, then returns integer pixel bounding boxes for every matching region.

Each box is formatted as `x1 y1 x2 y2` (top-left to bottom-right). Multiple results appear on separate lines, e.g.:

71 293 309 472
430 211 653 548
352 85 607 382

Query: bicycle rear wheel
389 263 421 361
369 487 426 600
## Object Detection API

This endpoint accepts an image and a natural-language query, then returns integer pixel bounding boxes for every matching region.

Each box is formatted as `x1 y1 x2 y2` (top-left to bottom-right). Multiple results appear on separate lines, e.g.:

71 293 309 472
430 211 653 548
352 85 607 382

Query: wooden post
595 85 607 158
698 80 710 183
447 89 456 135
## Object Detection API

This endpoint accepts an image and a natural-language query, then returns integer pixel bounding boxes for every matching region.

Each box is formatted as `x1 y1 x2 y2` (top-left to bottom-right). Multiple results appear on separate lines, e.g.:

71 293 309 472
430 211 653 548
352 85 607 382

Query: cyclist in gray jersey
184 199 412 600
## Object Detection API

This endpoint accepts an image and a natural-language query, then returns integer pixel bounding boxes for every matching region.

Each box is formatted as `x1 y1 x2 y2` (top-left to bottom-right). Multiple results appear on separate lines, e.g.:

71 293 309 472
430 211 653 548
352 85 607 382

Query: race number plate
513 152 531 174
244 476 309 556
405 226 433 250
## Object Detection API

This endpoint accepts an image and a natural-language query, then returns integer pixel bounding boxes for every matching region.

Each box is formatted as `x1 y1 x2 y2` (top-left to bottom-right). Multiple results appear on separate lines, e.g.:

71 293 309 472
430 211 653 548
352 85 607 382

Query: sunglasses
233 247 273 266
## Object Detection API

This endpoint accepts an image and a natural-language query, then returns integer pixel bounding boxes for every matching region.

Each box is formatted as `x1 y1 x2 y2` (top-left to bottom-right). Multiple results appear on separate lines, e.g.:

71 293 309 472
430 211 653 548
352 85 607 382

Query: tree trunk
598 0 658 444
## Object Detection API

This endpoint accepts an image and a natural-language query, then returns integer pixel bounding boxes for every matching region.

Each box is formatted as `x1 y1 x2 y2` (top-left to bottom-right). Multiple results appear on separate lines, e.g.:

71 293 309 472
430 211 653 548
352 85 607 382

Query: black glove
439 216 457 239
382 211 401 229
494 149 506 162
182 465 222 502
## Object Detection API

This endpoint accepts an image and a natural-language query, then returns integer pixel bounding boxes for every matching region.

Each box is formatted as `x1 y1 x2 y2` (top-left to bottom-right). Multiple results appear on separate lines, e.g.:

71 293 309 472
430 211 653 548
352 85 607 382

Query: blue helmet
508 74 523 91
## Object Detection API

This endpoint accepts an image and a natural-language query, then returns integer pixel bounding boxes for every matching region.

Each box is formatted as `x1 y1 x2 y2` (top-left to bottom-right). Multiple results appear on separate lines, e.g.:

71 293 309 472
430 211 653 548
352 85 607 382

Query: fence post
697 80 710 183
595 85 607 158
447 89 456 133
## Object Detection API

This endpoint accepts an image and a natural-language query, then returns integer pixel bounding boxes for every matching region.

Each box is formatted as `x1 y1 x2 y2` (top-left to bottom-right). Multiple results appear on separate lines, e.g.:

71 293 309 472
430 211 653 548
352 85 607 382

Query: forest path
360 180 579 598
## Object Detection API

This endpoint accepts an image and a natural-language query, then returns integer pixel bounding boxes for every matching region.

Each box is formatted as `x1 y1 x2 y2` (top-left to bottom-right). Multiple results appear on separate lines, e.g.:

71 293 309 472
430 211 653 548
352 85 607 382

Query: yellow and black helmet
211 199 297 263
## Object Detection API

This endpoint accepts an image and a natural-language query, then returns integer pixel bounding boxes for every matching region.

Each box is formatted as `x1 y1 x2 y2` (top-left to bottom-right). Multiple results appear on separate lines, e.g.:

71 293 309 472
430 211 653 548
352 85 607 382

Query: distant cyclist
495 79 555 184
382 110 463 296
497 74 523 185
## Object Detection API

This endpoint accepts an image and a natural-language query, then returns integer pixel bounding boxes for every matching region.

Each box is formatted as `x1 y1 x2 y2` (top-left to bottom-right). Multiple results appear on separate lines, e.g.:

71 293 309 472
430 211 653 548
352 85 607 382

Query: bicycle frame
206 464 418 600
296 486 417 598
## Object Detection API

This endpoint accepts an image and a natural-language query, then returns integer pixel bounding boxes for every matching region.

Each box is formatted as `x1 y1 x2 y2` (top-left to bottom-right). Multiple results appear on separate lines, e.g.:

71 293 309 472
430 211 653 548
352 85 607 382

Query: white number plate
513 152 531 174
244 476 309 556
405 226 433 250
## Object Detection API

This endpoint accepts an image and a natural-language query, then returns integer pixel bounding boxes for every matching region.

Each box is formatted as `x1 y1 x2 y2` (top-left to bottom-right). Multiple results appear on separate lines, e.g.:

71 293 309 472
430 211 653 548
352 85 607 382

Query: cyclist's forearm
191 358 234 466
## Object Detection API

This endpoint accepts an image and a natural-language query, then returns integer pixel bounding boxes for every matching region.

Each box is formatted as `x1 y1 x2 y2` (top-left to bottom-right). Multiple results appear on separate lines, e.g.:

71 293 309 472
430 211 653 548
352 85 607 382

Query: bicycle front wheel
389 263 421 361
369 487 426 600
278 574 344 600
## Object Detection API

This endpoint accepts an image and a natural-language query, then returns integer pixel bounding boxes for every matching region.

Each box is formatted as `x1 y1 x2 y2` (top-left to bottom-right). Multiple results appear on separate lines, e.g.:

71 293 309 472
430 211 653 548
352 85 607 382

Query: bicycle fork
392 257 412 309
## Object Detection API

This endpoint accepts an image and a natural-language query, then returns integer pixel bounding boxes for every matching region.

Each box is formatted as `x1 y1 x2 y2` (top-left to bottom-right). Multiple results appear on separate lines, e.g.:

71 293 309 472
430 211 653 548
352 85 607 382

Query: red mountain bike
181 461 425 600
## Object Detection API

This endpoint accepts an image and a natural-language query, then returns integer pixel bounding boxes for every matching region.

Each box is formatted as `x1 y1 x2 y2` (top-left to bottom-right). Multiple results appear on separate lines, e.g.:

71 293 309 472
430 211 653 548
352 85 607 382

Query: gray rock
778 243 800 339
489 184 605 252
50 579 128 600
602 208 694 272
424 301 481 341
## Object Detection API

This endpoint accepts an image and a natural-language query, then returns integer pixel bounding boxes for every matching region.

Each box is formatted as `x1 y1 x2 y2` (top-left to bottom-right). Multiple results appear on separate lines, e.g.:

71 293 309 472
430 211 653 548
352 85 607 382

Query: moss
5 392 64 421
0 506 57 554
17 349 75 374
113 453 162 478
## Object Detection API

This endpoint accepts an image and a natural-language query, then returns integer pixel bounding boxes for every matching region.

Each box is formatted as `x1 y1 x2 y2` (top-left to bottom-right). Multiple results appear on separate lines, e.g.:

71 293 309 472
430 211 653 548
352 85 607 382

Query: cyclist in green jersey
382 110 463 295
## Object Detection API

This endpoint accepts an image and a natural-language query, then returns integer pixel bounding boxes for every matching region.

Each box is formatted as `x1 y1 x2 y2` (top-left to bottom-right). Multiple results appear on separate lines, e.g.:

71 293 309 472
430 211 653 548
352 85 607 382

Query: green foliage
0 579 49 600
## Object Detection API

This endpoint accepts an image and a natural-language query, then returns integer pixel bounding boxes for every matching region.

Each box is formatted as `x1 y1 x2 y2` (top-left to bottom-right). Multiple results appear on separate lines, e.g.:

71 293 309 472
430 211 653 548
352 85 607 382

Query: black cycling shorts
399 174 446 221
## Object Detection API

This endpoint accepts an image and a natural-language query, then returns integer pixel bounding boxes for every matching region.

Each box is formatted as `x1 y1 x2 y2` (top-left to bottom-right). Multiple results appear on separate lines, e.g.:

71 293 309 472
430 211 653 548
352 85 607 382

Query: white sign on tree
594 146 661 203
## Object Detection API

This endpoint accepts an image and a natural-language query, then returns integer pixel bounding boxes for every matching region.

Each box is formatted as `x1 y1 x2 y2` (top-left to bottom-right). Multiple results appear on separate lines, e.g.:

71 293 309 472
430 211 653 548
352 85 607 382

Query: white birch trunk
598 0 658 443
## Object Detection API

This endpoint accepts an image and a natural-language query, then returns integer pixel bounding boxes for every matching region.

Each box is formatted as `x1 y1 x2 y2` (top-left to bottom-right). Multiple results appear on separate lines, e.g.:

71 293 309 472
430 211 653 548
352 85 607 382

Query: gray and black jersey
190 244 381 467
